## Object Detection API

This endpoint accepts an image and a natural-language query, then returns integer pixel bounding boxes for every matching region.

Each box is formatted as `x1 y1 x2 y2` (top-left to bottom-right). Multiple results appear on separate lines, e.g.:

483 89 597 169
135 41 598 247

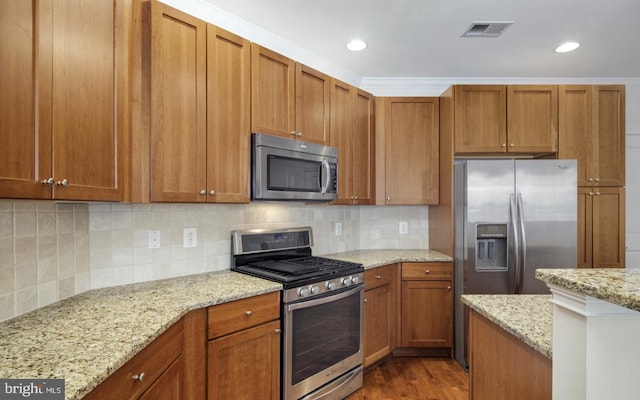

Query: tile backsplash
0 199 428 322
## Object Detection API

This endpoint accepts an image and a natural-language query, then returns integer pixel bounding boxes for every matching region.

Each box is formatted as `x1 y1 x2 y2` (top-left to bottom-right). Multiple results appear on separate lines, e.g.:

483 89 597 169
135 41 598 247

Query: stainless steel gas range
231 227 364 400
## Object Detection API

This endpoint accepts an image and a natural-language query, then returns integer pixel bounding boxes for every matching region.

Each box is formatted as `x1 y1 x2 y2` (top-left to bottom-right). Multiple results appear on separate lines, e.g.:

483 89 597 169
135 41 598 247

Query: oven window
267 155 321 192
290 290 361 385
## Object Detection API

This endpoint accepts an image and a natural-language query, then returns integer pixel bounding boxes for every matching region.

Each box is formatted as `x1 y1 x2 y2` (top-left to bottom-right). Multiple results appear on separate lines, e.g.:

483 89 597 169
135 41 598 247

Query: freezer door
515 159 577 294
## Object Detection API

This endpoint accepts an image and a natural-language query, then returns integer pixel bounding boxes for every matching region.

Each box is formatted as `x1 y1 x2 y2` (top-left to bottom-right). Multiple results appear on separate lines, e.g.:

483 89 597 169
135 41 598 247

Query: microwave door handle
320 160 330 194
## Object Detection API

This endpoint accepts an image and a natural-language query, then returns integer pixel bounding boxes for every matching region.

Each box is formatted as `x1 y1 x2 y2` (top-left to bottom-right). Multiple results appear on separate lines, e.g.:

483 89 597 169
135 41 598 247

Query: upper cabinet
559 85 625 187
0 0 128 201
375 97 439 205
144 2 250 203
454 85 558 155
329 80 374 205
251 45 330 144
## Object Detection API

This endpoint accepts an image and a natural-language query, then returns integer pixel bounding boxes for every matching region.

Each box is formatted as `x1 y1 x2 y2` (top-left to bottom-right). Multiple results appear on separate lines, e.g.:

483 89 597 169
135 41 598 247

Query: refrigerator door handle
516 193 527 294
509 194 520 294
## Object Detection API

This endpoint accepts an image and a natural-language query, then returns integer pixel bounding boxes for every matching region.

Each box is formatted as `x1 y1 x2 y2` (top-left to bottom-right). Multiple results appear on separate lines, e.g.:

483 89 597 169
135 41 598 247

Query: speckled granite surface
324 249 452 269
0 271 281 400
462 294 552 359
536 268 640 312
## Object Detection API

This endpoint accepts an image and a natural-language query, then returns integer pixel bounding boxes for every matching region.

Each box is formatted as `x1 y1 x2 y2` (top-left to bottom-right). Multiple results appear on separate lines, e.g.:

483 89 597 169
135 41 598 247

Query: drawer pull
132 372 146 382
425 270 431 274
375 275 382 279
245 310 253 317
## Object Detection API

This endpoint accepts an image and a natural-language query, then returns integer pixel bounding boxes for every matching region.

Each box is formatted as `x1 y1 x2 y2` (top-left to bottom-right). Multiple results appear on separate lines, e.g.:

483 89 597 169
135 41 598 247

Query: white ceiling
202 0 640 79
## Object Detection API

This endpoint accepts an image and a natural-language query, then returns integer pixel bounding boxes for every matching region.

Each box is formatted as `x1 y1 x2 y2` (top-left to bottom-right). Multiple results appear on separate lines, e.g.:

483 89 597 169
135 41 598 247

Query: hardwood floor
347 357 469 400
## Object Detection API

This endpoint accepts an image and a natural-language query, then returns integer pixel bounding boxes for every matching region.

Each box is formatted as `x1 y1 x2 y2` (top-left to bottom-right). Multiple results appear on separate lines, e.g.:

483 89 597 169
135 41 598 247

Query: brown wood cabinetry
454 85 558 154
145 2 250 203
559 85 625 187
400 262 453 350
363 264 399 367
84 310 207 400
469 310 551 400
329 80 374 205
0 0 127 201
207 292 281 400
578 187 625 268
375 97 440 205
251 45 330 144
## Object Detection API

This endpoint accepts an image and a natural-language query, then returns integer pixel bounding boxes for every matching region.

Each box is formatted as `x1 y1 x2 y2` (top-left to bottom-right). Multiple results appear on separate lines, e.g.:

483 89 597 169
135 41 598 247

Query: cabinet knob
588 178 594 182
57 179 69 187
447 286 452 290
595 178 600 182
386 196 391 201
209 190 216 196
350 196 355 200
290 130 296 137
132 372 146 382
589 192 594 196
425 270 431 274
245 310 252 316
275 328 281 334
375 275 382 279
363 298 368 303
42 178 55 186
354 196 359 200
199 189 206 195
595 192 601 196
297 132 303 137
509 143 515 147
501 143 506 148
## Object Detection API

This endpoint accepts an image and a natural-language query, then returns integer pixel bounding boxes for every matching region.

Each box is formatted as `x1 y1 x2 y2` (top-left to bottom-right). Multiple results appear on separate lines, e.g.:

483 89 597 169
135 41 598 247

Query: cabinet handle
375 275 382 279
245 310 252 316
42 178 55 186
209 190 216 196
425 270 431 274
57 179 69 187
199 189 206 195
275 329 281 334
132 372 146 382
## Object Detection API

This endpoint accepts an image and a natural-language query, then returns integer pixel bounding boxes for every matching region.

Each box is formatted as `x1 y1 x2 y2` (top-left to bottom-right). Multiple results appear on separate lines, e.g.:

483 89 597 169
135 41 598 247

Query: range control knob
326 281 336 290
298 287 310 298
341 277 351 286
351 276 360 285
310 285 320 294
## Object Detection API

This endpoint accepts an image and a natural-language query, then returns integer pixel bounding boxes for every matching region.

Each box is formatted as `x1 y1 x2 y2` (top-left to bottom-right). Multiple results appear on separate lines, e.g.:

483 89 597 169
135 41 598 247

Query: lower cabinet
363 264 399 367
469 310 551 400
400 262 453 351
207 292 281 400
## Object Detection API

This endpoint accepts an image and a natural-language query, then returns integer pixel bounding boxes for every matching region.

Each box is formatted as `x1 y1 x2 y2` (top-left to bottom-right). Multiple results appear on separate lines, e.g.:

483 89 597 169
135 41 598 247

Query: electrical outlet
148 230 161 249
335 222 343 236
399 221 408 234
183 228 197 248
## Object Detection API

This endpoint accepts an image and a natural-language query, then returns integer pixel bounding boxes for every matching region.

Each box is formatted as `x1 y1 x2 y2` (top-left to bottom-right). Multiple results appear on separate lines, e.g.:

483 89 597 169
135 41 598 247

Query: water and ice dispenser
475 223 508 271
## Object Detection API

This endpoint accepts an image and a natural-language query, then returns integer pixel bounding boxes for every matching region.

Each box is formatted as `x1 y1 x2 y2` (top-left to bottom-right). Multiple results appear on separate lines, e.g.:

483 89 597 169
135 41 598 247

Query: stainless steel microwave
252 133 338 201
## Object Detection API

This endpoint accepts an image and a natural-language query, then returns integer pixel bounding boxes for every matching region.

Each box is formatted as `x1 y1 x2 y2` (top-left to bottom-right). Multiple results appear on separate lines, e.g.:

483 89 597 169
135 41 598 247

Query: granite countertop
536 268 640 312
461 294 553 359
0 271 281 400
324 249 452 269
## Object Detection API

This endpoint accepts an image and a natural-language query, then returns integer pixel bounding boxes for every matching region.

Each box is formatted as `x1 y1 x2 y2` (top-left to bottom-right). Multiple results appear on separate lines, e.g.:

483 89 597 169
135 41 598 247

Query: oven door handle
286 284 364 312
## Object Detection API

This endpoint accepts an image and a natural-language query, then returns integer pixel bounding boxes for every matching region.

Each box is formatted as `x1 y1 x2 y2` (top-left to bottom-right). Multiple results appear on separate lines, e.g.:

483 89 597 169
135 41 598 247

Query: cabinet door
295 64 330 144
251 45 295 138
49 0 126 201
150 2 206 202
454 85 506 153
206 25 251 203
592 187 625 268
329 79 354 204
593 85 625 187
352 89 374 205
577 188 593 269
559 85 594 186
384 97 439 205
0 0 50 199
208 320 280 400
507 85 558 153
138 356 183 400
401 280 453 348
364 284 393 367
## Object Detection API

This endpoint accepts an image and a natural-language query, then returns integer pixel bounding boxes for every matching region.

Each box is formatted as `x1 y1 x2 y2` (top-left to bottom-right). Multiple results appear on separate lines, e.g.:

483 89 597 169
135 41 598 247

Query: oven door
283 284 363 400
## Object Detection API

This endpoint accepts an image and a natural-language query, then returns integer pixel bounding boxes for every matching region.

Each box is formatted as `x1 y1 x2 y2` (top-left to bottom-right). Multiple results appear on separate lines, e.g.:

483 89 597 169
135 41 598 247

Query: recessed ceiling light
346 39 367 52
555 41 581 53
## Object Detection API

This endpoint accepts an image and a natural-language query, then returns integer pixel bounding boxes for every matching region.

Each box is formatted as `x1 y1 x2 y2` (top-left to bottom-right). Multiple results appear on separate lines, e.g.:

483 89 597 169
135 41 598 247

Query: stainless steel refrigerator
453 159 577 368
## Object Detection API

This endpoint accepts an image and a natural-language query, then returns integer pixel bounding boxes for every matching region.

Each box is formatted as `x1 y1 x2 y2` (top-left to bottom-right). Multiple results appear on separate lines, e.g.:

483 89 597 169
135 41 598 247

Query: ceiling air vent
462 21 513 37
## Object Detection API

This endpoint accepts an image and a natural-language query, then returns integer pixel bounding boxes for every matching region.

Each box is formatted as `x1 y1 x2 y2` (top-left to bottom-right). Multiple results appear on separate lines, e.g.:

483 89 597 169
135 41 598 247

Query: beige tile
75 272 91 293
0 264 15 295
15 237 37 266
14 212 36 238
0 292 15 321
15 287 37 315
37 280 58 307
0 238 13 268
15 263 37 290
58 276 75 300
0 212 12 239
74 209 89 231
0 200 13 212
57 209 74 234
14 200 37 212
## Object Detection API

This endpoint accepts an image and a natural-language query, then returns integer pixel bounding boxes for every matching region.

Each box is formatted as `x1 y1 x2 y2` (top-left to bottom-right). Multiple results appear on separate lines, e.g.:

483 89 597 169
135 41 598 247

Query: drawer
402 262 452 280
364 264 397 290
208 291 280 339
84 318 183 400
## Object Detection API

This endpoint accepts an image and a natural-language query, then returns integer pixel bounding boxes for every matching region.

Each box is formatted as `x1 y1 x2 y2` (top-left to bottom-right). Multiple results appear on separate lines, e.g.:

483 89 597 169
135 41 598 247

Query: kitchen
1 0 640 399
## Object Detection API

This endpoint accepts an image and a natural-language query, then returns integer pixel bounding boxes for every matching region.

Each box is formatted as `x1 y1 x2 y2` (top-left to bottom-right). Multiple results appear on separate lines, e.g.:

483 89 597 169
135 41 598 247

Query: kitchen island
536 268 640 400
